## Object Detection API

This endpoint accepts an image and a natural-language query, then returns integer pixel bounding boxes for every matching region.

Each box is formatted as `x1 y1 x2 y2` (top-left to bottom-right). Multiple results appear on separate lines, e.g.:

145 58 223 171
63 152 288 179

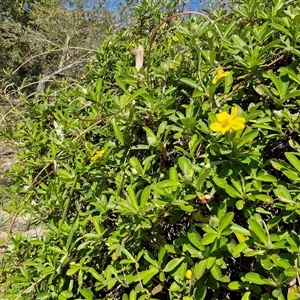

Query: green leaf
60 291 73 298
156 180 180 189
233 240 254 258
137 267 159 284
194 260 207 279
180 78 201 89
281 67 300 84
237 130 258 148
88 267 103 282
163 257 185 272
129 156 144 175
241 292 251 300
187 229 204 251
79 288 94 300
196 170 211 190
194 286 207 300
271 160 298 181
174 261 187 280
111 118 124 145
178 157 193 177
255 174 277 182
231 224 251 236
244 272 275 286
211 264 222 281
228 281 246 291
248 219 268 247
288 285 300 300
115 77 129 95
285 267 296 277
219 212 234 234
57 169 74 180
225 184 241 198
274 185 293 203
201 232 217 245
140 185 151 208
144 251 159 268
127 185 138 209
271 22 292 38
36 293 51 300
285 152 300 173
121 248 136 263
129 290 136 300
66 264 80 276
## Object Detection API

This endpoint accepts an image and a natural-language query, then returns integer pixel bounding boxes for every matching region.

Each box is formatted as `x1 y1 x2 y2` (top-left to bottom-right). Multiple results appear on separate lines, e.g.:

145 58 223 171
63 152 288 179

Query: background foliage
1 0 300 299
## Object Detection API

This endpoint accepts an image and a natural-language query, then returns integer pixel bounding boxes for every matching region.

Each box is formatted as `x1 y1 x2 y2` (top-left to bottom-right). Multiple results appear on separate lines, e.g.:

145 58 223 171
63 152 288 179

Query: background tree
0 0 141 94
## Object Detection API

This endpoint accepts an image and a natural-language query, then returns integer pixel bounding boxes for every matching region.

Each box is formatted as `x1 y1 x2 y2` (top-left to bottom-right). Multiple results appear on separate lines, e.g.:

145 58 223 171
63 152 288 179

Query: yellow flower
90 149 105 164
212 67 230 84
291 14 296 19
185 269 193 279
172 36 179 42
210 106 245 134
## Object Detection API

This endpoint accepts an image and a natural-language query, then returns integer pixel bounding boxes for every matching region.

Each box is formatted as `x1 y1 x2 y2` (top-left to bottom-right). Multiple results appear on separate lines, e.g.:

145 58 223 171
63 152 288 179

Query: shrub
1 0 300 299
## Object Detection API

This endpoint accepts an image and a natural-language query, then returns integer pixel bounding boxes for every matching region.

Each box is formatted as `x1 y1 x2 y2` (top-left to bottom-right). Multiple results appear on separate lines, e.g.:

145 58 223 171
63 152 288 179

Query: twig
36 59 88 92
15 277 44 300
0 149 16 156
0 46 98 84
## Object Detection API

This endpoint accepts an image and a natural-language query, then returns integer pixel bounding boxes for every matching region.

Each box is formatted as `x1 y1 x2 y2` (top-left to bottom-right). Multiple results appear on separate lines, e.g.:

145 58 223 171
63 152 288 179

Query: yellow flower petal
220 124 231 134
212 75 220 84
186 270 193 279
212 67 230 84
222 71 230 77
216 111 231 123
230 117 246 131
230 106 238 118
90 149 105 164
210 122 223 132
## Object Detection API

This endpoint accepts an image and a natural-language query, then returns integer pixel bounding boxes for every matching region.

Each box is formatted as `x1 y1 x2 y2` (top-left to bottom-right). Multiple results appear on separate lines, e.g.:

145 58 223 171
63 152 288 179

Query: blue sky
67 1 214 11
64 0 221 14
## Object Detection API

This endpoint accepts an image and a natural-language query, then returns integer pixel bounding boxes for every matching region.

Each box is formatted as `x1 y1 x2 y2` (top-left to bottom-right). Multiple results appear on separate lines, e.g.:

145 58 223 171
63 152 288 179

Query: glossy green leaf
255 174 277 182
241 292 251 300
163 257 185 272
127 185 138 209
194 259 207 279
137 267 159 284
211 264 222 281
248 219 268 247
274 185 293 203
187 229 203 250
244 272 275 286
228 281 246 291
36 293 52 300
285 152 300 173
233 240 254 258
201 232 217 245
219 212 234 234
79 288 94 300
